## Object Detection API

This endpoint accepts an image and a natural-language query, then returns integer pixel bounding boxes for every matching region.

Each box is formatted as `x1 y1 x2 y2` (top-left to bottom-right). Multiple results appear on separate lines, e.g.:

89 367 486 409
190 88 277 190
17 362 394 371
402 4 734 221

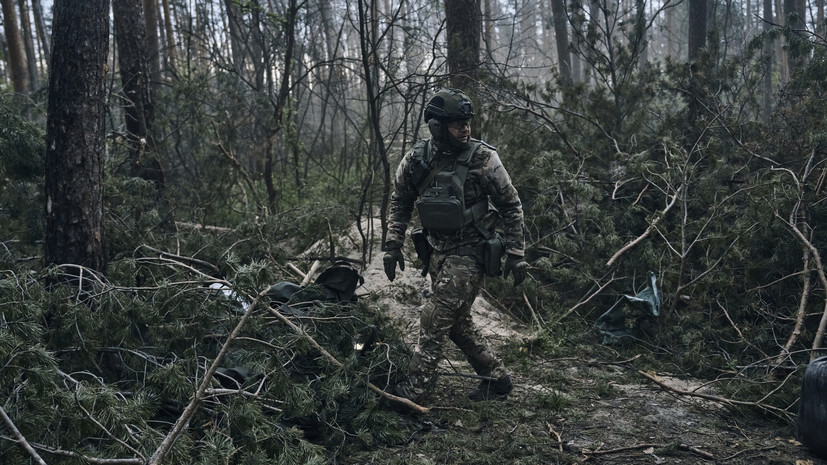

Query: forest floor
330 223 826 465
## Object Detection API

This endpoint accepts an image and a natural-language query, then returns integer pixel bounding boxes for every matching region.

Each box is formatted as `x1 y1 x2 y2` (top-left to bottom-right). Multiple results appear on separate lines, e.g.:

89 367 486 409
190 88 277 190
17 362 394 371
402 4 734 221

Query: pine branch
266 306 430 413
147 285 270 465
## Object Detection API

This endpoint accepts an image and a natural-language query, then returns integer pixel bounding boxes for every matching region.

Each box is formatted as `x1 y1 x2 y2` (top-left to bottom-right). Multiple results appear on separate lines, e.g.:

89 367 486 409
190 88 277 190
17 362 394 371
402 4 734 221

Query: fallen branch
776 211 827 360
141 244 221 274
772 246 811 372
266 307 429 413
636 370 792 421
583 442 714 460
0 405 48 465
546 422 563 451
173 221 233 233
523 292 545 329
300 260 321 286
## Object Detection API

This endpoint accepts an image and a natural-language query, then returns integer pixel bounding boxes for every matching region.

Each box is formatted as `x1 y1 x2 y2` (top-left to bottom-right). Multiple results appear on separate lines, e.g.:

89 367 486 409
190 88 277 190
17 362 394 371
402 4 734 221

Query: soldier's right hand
383 245 405 281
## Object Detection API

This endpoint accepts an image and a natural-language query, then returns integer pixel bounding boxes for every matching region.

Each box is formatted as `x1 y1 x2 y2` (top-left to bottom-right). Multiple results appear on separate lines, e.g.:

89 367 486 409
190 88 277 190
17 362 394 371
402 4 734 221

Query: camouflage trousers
408 251 508 395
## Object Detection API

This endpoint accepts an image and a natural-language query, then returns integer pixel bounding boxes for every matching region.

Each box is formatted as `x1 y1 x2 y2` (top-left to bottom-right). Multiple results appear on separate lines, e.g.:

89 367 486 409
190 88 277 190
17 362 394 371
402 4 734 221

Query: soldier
383 88 529 403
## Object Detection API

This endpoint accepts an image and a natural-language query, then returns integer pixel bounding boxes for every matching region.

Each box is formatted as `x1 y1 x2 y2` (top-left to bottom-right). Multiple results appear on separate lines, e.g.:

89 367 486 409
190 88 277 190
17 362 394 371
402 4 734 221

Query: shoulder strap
416 141 452 195
455 143 493 238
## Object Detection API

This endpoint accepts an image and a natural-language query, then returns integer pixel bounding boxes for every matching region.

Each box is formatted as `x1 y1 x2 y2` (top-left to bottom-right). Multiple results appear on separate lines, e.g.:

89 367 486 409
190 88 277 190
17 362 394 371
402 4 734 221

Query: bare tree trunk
17 0 37 90
224 0 245 75
688 0 707 61
785 0 806 74
357 0 391 254
45 0 109 273
30 0 48 70
550 0 571 83
1 0 28 93
666 0 674 57
775 0 787 83
113 0 166 199
160 0 176 72
143 0 161 83
762 0 773 123
445 0 482 90
539 0 551 58
483 0 496 64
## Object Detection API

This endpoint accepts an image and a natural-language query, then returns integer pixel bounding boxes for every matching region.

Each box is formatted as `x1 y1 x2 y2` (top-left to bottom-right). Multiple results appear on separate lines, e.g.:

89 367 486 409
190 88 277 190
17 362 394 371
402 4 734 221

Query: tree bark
445 0 481 90
160 0 176 72
224 0 245 76
114 0 166 196
688 0 707 61
1 0 28 93
550 0 571 83
17 0 38 90
30 0 48 70
142 0 161 82
44 0 109 273
762 0 773 123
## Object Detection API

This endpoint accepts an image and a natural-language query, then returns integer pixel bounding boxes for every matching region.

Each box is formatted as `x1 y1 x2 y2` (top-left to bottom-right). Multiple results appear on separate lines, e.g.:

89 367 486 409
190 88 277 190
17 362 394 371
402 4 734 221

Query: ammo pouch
481 233 506 277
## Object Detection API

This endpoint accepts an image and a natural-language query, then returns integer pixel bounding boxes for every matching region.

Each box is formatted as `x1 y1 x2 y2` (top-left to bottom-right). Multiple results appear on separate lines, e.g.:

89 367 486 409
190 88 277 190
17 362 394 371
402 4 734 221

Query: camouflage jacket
386 138 525 257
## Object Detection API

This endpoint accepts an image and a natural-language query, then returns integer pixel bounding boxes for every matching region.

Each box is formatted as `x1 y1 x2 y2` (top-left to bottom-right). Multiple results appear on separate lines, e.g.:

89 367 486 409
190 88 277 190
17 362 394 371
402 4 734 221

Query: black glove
503 254 529 287
383 244 405 281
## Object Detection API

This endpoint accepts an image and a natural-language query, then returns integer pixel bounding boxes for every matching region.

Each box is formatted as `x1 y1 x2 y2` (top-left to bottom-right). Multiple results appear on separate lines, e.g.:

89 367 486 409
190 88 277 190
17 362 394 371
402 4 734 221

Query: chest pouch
416 170 468 231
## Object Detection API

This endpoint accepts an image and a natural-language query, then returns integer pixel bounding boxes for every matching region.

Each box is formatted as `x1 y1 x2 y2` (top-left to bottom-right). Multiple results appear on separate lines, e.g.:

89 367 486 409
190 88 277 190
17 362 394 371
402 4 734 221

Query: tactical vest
412 140 488 232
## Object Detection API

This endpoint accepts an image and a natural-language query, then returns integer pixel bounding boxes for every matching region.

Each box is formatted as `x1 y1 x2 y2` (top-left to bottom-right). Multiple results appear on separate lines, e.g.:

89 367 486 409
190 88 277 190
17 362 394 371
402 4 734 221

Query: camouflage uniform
386 138 525 398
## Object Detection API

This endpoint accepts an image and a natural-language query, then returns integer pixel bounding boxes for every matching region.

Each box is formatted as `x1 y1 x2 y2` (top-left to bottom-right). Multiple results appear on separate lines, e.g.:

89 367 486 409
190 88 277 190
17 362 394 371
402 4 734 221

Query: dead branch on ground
636 370 793 422
583 442 714 460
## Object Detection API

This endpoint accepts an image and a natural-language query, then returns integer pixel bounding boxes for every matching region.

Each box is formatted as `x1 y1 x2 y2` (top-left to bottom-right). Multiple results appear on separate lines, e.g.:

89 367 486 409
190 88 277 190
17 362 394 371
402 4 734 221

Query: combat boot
468 374 513 401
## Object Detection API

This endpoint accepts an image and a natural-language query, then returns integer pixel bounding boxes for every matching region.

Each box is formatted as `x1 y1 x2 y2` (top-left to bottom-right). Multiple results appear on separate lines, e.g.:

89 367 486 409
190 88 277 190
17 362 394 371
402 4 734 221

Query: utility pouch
411 228 433 276
481 233 506 277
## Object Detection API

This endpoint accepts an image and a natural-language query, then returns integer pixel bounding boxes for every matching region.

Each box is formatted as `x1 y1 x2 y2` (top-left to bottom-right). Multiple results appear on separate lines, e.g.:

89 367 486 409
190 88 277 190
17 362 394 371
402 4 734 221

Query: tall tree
784 0 806 74
1 0 28 93
160 0 176 72
17 0 38 90
113 0 166 198
445 0 481 90
762 0 773 122
224 0 246 75
30 0 48 72
143 0 161 82
44 0 109 273
551 0 571 83
688 0 707 61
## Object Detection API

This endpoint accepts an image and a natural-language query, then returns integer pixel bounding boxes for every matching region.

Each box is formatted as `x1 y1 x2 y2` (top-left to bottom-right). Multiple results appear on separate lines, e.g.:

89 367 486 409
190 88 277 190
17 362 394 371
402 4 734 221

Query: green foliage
0 97 45 256
0 248 414 463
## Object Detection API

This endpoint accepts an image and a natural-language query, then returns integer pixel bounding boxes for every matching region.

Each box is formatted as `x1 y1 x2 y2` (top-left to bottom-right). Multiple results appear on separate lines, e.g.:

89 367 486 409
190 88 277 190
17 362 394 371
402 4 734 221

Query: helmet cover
423 88 474 150
423 88 475 123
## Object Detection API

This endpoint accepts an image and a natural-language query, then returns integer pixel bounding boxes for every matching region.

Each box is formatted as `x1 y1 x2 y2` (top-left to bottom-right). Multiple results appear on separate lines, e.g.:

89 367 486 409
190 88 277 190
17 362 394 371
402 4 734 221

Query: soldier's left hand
503 254 529 287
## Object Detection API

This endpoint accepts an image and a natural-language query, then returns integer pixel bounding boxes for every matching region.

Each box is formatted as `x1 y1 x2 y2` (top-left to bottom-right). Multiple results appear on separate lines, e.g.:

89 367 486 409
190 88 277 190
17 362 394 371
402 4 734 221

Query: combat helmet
423 88 475 150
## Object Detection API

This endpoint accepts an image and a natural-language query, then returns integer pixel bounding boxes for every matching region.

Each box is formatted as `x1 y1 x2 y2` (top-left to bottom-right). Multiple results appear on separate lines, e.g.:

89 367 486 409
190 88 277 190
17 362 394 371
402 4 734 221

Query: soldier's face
448 119 471 143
